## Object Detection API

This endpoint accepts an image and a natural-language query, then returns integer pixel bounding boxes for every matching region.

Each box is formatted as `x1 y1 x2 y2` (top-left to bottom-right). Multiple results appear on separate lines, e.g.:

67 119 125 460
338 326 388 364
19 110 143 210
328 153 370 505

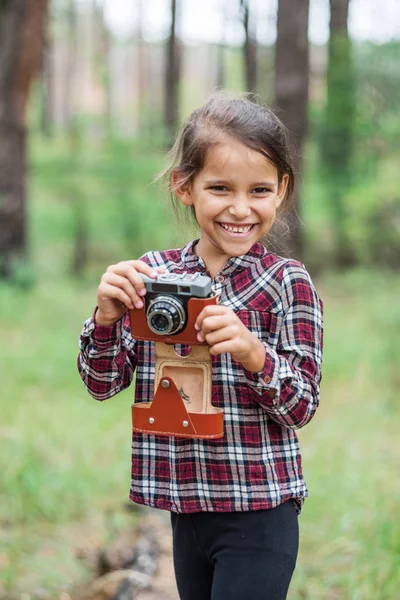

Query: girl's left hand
195 305 266 372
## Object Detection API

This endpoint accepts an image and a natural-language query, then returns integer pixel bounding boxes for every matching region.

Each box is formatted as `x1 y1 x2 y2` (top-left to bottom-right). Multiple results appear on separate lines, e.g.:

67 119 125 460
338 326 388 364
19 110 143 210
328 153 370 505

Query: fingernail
194 323 199 330
197 333 204 342
150 271 158 277
139 288 146 296
136 300 144 309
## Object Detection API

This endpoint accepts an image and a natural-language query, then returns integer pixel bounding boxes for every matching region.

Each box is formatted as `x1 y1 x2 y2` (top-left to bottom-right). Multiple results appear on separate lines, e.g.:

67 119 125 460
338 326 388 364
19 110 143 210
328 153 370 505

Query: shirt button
264 376 272 384
215 274 224 283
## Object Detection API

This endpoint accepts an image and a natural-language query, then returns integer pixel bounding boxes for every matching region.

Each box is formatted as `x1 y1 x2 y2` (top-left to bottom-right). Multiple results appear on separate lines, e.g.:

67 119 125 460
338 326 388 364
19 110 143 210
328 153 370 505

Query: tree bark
0 0 48 277
323 0 356 266
274 0 310 260
136 0 149 136
165 0 180 145
92 0 112 134
65 0 77 134
216 42 225 89
241 0 257 95
40 32 53 137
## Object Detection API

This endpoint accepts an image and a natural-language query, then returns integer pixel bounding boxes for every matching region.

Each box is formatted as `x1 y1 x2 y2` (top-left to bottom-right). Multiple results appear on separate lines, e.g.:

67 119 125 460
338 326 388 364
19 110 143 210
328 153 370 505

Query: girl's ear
276 173 289 208
171 171 193 206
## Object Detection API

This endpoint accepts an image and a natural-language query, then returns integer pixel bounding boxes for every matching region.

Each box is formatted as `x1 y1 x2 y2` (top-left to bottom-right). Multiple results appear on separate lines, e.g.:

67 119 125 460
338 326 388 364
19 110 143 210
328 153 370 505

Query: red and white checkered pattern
78 240 323 514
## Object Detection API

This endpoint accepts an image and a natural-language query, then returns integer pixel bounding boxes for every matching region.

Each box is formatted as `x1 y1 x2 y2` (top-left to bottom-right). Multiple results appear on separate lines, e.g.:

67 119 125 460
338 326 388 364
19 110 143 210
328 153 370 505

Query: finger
200 325 239 346
109 264 152 298
195 305 230 331
122 260 163 278
200 314 238 336
102 272 144 309
196 319 234 342
110 261 158 282
208 340 242 357
99 282 136 311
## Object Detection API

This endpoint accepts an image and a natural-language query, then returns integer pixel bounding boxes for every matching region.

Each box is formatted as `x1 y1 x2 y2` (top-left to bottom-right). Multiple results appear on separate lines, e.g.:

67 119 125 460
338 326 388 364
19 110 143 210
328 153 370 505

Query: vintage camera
141 272 213 336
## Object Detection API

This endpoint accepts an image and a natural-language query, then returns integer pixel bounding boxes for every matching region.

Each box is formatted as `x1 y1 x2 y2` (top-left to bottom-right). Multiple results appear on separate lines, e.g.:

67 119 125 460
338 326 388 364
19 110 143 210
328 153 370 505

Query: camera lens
150 313 170 333
146 295 186 335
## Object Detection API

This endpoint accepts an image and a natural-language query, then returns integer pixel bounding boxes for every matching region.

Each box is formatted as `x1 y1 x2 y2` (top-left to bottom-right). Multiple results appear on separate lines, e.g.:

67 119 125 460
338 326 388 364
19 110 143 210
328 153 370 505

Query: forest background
0 0 399 598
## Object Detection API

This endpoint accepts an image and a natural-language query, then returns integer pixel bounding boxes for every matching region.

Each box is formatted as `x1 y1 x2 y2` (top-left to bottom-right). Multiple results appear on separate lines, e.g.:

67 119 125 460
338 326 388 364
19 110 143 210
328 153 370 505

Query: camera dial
146 295 186 335
157 273 179 282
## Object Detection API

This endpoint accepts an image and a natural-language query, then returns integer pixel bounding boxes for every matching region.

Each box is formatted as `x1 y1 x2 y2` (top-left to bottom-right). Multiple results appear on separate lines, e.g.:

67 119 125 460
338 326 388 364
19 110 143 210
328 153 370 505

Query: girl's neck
193 240 228 279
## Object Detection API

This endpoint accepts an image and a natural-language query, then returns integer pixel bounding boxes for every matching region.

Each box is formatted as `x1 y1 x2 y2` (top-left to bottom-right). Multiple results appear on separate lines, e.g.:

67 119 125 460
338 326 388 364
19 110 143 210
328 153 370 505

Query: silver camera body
141 272 213 336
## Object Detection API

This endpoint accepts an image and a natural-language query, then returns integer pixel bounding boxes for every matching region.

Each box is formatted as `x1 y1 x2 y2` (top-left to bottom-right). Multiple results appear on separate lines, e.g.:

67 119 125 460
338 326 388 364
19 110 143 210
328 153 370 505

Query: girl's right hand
95 260 165 326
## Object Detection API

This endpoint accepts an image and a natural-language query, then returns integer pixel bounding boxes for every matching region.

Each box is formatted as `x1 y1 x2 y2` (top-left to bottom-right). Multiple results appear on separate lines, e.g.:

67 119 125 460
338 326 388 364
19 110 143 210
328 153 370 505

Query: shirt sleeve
242 262 323 430
77 310 137 401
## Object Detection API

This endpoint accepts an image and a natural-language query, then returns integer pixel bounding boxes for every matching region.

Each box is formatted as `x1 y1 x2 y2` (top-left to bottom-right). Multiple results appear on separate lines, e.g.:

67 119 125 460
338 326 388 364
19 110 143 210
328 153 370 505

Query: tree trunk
241 0 257 95
216 42 225 89
216 1 230 90
40 32 53 137
66 0 88 278
65 0 77 134
165 0 180 145
323 0 356 266
274 0 309 260
136 0 149 136
92 0 112 134
0 0 49 277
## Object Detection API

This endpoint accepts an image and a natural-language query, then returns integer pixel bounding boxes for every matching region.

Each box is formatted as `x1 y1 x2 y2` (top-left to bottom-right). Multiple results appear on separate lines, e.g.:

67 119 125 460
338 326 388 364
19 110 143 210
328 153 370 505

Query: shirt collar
181 239 268 277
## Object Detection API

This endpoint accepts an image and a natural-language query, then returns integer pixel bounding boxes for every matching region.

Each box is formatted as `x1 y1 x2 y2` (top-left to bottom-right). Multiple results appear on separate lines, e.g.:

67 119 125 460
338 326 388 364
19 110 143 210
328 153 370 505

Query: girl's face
173 136 288 276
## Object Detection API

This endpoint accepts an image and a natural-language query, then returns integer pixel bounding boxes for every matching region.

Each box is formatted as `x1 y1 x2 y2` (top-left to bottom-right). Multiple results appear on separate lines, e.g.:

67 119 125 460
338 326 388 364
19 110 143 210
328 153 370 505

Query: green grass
0 135 399 597
0 280 137 596
291 270 400 599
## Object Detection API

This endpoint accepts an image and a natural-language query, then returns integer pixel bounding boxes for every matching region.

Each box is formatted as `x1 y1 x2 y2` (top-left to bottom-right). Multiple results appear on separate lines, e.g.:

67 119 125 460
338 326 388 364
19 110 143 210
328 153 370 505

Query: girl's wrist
95 308 121 327
239 338 266 372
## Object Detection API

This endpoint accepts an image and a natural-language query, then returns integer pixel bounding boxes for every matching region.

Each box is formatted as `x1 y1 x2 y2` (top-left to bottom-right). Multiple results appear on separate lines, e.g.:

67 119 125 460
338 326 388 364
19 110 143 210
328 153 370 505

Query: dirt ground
138 509 179 600
66 506 180 600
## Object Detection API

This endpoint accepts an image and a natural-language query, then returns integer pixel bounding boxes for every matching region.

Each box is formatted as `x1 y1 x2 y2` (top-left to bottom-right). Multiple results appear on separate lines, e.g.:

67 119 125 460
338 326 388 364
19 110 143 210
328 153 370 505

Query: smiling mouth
218 223 256 233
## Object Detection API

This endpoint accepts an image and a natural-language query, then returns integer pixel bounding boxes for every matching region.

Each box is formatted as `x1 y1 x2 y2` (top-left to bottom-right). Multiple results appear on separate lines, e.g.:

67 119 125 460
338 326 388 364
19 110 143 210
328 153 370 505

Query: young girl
78 93 323 600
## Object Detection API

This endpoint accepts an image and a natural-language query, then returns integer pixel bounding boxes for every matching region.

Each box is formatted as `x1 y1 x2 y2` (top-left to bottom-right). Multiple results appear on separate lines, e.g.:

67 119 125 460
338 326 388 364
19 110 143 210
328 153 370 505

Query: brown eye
210 185 227 192
253 187 271 194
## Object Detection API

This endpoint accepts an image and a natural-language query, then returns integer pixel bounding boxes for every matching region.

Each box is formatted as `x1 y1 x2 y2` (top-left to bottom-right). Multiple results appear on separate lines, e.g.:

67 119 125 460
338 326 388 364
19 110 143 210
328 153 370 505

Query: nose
228 195 251 220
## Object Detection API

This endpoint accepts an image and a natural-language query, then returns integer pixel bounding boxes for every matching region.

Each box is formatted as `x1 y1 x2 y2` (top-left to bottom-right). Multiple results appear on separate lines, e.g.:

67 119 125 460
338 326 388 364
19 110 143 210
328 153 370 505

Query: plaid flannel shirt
78 240 323 514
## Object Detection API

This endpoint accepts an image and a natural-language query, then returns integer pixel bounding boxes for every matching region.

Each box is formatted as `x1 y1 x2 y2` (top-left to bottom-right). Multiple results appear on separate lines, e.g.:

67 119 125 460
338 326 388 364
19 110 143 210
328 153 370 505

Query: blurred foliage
23 40 400 278
309 41 400 270
28 130 187 281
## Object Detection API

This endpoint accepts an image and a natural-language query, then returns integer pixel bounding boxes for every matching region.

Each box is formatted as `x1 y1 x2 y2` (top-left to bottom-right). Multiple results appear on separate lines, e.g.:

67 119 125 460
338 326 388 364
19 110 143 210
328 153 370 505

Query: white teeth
220 223 253 233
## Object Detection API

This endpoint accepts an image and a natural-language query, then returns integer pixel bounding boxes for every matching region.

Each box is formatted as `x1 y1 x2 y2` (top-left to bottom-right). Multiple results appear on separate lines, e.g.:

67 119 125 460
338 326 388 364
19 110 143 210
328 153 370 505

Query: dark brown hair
161 91 297 231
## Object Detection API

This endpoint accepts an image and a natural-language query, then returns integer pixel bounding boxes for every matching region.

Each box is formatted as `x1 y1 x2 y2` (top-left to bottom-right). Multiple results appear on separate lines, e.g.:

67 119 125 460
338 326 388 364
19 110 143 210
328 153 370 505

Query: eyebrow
204 180 276 187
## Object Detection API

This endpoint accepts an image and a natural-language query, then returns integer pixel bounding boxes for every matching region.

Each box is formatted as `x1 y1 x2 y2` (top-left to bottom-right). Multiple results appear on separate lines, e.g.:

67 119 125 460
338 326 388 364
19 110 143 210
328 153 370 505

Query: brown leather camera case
131 343 224 439
130 296 224 439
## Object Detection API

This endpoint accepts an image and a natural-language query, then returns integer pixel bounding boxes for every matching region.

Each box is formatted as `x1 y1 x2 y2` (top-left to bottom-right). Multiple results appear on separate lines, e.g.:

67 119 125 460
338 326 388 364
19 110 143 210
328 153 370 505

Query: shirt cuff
81 308 124 345
241 343 280 400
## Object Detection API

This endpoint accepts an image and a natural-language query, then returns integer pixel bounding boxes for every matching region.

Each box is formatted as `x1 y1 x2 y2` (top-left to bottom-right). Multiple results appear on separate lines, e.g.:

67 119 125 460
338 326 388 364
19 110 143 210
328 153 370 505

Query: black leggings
170 501 299 600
